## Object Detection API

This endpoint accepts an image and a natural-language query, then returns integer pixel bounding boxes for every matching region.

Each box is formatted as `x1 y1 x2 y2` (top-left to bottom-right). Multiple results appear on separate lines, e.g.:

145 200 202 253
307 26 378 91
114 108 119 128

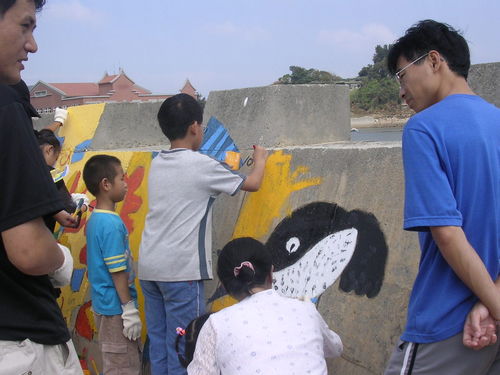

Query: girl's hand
54 210 78 228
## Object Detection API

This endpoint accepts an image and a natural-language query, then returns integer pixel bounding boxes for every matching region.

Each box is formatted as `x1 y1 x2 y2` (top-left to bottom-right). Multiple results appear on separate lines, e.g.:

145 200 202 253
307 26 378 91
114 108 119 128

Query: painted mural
50 103 389 374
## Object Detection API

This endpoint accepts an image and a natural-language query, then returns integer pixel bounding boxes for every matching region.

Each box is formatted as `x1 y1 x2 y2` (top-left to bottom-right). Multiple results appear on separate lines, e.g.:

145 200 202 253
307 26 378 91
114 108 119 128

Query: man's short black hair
387 20 470 79
0 0 46 16
83 154 121 196
157 93 203 141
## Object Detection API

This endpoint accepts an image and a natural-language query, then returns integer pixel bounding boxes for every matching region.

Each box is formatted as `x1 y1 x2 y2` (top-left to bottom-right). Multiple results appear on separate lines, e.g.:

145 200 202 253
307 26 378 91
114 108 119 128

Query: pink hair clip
233 261 255 277
176 327 186 336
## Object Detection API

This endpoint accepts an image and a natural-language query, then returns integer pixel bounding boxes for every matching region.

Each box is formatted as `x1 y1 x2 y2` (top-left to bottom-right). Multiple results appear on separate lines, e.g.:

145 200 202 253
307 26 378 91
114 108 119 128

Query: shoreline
351 115 408 129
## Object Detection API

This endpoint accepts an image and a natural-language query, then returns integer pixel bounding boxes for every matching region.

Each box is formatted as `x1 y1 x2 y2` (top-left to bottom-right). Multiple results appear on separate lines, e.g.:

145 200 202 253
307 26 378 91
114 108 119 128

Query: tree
196 92 206 110
276 66 342 84
351 44 400 111
350 78 400 111
358 44 391 80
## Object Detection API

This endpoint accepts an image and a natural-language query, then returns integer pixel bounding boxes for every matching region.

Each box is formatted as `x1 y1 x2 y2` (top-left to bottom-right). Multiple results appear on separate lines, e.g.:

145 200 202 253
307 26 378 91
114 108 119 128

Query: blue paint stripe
71 268 86 292
201 126 225 151
213 135 231 159
198 197 215 279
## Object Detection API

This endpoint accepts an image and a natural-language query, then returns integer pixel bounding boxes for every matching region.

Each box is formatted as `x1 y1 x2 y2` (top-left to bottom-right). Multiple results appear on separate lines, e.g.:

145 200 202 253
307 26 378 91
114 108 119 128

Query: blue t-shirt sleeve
402 126 462 231
101 224 128 273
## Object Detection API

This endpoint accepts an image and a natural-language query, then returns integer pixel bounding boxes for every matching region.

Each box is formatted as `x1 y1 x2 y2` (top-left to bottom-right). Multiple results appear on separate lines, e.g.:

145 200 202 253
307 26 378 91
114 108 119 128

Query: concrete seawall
41 84 419 374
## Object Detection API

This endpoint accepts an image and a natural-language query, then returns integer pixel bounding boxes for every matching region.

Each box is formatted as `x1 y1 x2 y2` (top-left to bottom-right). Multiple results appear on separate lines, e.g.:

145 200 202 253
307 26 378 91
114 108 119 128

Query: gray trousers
385 333 500 375
0 338 83 375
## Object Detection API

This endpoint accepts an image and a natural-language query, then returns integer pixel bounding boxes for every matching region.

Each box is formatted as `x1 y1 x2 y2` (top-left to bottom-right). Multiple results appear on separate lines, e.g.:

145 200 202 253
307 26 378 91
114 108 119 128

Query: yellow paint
211 294 239 311
58 103 106 152
57 151 151 341
210 150 322 312
233 150 322 240
48 103 325 349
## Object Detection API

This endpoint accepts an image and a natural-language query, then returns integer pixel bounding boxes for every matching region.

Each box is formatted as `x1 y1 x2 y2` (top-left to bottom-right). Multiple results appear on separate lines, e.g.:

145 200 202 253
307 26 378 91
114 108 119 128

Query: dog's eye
286 237 300 254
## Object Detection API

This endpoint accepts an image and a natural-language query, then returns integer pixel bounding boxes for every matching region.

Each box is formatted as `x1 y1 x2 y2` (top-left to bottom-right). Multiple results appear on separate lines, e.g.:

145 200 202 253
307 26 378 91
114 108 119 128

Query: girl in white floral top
188 237 342 375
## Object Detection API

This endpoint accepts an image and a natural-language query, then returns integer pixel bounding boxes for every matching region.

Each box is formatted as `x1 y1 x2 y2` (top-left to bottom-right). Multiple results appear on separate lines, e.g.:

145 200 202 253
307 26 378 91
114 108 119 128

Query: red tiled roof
131 84 151 94
182 79 196 91
98 74 118 84
49 83 99 97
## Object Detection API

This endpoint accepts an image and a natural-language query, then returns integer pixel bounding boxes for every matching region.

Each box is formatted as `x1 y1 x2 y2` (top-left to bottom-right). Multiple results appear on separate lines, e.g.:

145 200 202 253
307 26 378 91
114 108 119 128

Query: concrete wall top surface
203 84 351 149
469 62 500 108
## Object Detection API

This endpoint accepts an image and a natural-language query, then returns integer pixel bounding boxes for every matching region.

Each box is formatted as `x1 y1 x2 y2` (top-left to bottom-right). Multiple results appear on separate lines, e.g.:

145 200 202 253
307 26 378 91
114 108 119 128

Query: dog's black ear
339 210 388 298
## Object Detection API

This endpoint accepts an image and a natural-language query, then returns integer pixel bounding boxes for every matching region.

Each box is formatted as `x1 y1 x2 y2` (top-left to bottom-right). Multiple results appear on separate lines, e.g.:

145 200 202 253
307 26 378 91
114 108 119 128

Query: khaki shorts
0 338 83 375
385 333 500 375
94 313 141 375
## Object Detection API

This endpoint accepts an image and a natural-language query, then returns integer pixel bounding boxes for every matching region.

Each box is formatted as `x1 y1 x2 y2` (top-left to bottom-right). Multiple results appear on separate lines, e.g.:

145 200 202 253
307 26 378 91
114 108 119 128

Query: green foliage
276 66 342 84
196 93 206 110
350 78 400 111
352 44 401 111
358 44 392 80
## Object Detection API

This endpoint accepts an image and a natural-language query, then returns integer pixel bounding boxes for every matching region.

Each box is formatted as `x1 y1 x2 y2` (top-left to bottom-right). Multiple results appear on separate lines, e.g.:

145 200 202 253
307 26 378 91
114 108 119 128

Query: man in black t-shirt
0 1 82 373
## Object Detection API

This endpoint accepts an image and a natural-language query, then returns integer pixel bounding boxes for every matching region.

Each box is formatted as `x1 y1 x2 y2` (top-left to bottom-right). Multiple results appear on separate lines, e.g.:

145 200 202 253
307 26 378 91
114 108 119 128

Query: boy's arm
44 108 68 133
110 270 142 341
110 270 133 304
241 145 268 192
431 226 500 320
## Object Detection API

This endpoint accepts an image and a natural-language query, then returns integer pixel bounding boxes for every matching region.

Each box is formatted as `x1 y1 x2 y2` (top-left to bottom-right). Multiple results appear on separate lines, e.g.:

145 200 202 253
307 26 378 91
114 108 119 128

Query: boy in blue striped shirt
83 154 142 375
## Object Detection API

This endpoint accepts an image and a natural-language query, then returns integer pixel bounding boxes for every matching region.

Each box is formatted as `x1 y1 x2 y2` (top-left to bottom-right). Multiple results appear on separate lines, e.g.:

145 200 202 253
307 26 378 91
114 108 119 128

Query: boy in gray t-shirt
138 93 267 375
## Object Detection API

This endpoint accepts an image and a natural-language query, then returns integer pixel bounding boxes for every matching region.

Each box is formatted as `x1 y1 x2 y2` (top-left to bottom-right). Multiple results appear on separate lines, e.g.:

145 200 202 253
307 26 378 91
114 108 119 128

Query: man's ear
429 50 443 72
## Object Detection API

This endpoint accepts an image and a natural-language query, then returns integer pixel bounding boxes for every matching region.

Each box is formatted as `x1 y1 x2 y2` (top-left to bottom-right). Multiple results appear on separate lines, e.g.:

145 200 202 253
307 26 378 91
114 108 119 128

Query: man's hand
48 244 74 287
54 210 78 228
463 302 497 350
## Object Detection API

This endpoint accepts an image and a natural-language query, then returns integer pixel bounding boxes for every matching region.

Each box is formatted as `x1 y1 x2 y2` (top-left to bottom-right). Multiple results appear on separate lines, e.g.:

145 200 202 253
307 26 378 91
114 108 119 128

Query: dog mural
210 201 388 305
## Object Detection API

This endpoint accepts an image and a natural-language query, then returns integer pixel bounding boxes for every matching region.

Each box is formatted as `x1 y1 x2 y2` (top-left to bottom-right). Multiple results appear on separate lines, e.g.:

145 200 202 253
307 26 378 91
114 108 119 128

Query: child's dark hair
175 313 211 368
34 129 61 151
387 19 470 79
83 154 121 196
217 237 273 298
157 93 203 141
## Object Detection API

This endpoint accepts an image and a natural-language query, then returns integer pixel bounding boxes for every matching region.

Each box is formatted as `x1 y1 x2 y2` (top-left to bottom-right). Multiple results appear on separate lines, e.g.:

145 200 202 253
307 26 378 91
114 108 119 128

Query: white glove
54 107 68 125
121 300 142 340
71 193 90 207
48 244 74 288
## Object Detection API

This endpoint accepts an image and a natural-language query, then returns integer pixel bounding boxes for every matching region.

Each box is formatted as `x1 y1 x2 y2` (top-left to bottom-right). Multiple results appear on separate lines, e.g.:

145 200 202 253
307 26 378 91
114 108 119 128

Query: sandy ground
351 115 408 129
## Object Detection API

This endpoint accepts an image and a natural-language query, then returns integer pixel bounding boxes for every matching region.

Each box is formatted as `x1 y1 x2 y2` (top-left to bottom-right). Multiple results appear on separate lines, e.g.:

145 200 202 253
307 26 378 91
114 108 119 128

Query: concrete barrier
203 84 351 149
38 86 422 374
469 62 500 108
209 143 419 374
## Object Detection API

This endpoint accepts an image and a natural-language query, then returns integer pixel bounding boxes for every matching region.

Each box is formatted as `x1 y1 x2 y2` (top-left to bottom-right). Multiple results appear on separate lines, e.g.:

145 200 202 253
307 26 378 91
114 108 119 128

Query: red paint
75 301 93 341
120 166 145 234
79 245 87 265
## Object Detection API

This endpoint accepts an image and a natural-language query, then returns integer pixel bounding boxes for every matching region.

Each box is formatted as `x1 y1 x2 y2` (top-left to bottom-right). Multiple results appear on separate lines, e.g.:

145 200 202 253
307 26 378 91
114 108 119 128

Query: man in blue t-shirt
384 20 500 374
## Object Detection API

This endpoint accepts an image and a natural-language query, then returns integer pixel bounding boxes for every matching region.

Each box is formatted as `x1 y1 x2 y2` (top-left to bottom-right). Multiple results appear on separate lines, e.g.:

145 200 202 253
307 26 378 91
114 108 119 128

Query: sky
24 0 500 98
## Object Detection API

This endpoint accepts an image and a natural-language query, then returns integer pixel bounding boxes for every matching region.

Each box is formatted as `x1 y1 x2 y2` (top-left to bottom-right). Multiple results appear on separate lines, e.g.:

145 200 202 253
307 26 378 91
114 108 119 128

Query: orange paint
120 166 145 234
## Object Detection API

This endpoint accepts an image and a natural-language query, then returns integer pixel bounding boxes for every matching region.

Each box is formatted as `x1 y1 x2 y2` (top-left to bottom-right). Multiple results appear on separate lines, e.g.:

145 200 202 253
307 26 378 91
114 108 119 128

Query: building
29 69 197 114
